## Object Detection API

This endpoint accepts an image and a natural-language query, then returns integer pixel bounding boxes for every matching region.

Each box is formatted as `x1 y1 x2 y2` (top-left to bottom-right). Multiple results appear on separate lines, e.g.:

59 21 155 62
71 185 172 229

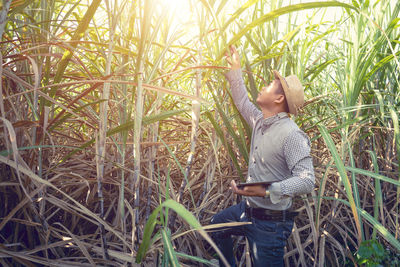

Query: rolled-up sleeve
269 130 315 203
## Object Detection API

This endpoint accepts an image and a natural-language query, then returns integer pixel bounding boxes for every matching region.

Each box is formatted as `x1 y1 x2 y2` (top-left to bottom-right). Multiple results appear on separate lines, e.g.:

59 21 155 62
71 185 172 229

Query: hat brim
272 70 296 115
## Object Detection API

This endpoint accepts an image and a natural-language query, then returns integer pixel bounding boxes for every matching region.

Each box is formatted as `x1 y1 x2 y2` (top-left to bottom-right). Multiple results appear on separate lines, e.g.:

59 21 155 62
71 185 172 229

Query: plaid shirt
225 69 315 210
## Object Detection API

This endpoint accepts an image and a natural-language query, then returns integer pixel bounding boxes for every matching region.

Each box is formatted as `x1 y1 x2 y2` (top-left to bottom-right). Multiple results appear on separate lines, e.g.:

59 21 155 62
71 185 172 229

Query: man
210 46 315 267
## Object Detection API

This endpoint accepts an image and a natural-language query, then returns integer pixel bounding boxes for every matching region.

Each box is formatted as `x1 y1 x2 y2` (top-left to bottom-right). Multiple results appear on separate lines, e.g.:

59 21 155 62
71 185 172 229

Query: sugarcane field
1 0 400 266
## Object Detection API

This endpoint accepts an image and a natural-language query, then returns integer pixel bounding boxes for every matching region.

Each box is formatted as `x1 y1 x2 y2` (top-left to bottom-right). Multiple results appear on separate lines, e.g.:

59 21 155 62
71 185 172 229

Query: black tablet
236 181 276 188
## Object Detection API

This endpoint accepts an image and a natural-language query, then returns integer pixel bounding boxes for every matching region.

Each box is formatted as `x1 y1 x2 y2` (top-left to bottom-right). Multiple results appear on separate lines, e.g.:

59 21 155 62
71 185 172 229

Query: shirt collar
262 112 288 127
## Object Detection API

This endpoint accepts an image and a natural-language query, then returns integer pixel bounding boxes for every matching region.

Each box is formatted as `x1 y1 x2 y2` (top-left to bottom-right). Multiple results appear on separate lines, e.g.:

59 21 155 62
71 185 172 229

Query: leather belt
245 206 298 221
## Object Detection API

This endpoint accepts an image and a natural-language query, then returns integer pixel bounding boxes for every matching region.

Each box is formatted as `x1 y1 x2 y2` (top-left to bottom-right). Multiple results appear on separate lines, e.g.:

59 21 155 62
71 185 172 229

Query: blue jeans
210 201 293 267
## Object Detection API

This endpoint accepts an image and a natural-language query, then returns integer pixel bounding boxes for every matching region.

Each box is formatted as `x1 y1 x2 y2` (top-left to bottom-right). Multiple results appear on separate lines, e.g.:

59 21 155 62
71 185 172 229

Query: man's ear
274 94 285 104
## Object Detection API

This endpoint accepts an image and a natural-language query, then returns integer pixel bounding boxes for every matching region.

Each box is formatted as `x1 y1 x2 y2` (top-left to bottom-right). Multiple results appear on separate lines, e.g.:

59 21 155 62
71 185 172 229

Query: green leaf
219 0 260 33
205 111 244 179
135 204 163 262
305 58 340 81
50 0 102 98
175 251 217 265
318 124 362 242
217 1 356 59
210 88 249 163
344 166 400 187
136 200 229 266
358 243 372 259
49 99 106 132
158 136 196 207
320 196 400 251
58 109 188 165
161 228 179 267
366 149 383 239
362 51 400 87
108 109 189 136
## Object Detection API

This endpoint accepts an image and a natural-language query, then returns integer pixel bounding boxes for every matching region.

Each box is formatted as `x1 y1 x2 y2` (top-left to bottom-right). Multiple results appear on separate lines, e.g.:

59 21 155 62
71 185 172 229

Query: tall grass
0 0 399 266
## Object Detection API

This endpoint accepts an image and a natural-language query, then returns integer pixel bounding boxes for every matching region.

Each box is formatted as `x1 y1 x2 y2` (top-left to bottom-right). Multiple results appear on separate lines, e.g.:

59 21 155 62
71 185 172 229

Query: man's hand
225 45 241 70
230 180 266 197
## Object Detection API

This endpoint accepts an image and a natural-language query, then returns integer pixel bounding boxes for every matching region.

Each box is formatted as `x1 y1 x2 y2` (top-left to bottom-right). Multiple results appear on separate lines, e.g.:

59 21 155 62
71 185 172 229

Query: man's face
256 79 282 108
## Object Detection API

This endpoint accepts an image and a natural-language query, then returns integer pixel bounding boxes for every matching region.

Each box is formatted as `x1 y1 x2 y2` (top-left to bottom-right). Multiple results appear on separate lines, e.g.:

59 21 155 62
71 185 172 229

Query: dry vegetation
0 0 399 266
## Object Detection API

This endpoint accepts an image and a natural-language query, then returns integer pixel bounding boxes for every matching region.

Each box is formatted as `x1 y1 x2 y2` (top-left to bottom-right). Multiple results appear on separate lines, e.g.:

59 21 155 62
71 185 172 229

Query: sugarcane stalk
197 136 218 220
176 100 200 204
170 46 202 229
0 0 11 152
181 45 202 201
95 133 108 259
118 64 128 252
114 2 136 252
146 96 162 220
0 0 11 38
95 0 119 259
132 61 144 247
129 0 154 249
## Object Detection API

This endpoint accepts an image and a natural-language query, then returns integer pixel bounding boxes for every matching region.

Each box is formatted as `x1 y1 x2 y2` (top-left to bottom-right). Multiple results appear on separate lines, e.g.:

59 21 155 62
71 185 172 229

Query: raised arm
224 46 261 128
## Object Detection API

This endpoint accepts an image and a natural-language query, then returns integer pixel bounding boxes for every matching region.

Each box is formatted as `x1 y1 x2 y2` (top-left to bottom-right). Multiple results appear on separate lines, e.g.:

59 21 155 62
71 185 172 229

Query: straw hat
273 70 304 116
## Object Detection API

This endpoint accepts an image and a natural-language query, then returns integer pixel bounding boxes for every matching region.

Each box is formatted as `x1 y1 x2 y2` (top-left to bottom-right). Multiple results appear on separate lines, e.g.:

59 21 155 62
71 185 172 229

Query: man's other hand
230 180 266 197
225 45 241 70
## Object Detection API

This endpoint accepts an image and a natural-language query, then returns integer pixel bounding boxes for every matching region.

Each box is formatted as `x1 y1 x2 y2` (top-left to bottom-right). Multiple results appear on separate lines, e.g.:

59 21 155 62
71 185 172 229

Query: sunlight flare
162 0 194 24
